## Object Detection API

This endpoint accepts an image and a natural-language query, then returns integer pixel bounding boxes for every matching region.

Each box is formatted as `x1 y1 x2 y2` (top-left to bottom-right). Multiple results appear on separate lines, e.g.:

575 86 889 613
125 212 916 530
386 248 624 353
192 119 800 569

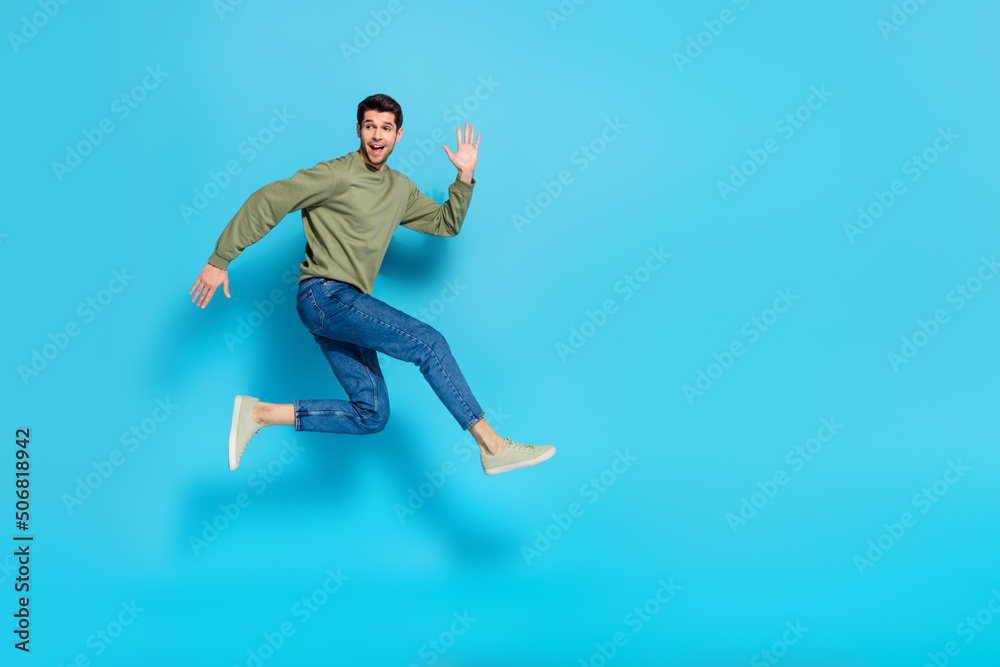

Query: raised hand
442 123 480 179
190 262 230 308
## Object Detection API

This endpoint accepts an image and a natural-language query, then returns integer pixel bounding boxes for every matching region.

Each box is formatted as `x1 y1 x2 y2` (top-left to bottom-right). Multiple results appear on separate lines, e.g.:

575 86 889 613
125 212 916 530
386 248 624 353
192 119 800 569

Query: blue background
4 0 999 665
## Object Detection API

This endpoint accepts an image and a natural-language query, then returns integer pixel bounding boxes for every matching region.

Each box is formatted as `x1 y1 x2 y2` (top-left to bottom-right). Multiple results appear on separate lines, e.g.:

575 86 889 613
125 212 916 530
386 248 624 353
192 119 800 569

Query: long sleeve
398 175 475 237
207 160 340 270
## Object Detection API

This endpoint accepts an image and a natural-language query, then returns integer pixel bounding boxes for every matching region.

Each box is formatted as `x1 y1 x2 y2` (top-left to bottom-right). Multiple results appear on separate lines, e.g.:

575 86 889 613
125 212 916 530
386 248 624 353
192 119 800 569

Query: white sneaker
228 396 261 471
481 437 556 475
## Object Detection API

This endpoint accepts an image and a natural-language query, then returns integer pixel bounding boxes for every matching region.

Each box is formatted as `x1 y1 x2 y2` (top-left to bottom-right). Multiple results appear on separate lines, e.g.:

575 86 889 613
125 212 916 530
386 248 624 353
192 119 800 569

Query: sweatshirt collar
355 149 388 174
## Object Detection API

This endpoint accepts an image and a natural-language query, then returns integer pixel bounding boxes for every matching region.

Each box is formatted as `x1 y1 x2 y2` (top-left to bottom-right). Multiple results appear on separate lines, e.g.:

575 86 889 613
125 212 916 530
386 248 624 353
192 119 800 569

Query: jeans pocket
296 288 325 333
321 279 360 304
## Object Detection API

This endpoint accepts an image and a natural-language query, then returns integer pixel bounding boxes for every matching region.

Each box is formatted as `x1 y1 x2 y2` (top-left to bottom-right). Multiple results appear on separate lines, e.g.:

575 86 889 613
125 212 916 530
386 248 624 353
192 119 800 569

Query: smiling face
356 110 403 170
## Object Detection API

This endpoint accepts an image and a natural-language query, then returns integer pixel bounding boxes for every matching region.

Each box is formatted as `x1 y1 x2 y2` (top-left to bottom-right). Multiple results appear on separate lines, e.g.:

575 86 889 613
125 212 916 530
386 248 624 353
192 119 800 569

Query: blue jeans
293 277 485 434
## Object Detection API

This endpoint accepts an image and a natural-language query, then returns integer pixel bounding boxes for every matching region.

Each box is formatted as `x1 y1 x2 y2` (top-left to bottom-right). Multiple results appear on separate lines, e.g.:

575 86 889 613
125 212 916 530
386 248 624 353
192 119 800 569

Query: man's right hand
190 263 230 308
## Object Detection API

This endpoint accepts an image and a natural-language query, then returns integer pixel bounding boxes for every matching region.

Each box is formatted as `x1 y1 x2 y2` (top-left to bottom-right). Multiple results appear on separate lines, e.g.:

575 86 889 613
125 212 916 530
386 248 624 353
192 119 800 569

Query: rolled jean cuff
462 410 485 431
293 400 303 431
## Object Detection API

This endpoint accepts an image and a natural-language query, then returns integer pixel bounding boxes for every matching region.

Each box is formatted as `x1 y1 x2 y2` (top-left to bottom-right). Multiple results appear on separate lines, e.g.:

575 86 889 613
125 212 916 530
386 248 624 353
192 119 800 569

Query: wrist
208 252 231 271
458 170 474 184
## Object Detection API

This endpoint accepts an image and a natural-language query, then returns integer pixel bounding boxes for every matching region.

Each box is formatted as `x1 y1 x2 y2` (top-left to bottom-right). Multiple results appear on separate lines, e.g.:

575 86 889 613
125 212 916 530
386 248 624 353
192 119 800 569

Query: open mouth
369 143 385 156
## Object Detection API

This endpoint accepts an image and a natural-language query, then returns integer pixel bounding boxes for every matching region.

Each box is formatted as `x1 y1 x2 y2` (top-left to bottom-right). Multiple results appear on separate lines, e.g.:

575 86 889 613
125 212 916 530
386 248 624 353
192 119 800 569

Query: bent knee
412 326 451 361
359 404 390 433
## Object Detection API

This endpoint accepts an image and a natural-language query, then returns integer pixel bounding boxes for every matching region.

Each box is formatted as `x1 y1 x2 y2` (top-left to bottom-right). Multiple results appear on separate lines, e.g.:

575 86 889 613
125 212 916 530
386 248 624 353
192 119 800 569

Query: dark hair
357 94 403 130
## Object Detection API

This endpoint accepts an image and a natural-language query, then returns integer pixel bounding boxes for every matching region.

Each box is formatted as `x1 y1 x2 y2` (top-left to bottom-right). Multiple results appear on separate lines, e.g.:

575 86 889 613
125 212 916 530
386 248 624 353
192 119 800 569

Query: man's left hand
443 123 480 183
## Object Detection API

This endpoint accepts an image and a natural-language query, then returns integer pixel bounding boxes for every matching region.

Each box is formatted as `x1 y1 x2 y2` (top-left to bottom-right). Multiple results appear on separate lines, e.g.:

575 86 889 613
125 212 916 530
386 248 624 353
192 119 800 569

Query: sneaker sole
228 395 243 471
483 446 556 475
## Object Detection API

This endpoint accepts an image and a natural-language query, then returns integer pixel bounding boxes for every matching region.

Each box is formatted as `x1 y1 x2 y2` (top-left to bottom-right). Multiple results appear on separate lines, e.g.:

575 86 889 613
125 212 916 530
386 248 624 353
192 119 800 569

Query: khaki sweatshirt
207 150 475 294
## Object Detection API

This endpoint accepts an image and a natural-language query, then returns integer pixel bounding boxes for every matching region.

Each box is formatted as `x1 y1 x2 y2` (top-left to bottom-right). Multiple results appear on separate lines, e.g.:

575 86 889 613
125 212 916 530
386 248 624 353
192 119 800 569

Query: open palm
442 123 480 174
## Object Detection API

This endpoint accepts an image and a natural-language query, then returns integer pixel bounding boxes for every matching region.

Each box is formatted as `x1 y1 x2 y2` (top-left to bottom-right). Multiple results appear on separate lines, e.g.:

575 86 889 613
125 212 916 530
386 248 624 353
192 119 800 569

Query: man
189 94 555 476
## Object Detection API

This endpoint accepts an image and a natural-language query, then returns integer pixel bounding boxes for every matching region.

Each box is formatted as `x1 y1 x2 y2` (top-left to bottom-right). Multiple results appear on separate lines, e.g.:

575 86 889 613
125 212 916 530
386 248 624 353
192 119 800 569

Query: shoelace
237 415 261 457
237 428 258 456
504 438 533 453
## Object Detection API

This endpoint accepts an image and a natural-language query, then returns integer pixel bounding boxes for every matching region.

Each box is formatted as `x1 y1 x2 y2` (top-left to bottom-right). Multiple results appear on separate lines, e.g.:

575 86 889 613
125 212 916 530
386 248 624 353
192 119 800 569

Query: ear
356 123 361 138
396 127 404 142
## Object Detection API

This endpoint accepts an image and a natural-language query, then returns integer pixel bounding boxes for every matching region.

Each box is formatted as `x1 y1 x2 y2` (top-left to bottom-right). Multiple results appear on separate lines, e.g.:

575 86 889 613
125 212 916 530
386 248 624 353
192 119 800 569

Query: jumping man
189 94 555 476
